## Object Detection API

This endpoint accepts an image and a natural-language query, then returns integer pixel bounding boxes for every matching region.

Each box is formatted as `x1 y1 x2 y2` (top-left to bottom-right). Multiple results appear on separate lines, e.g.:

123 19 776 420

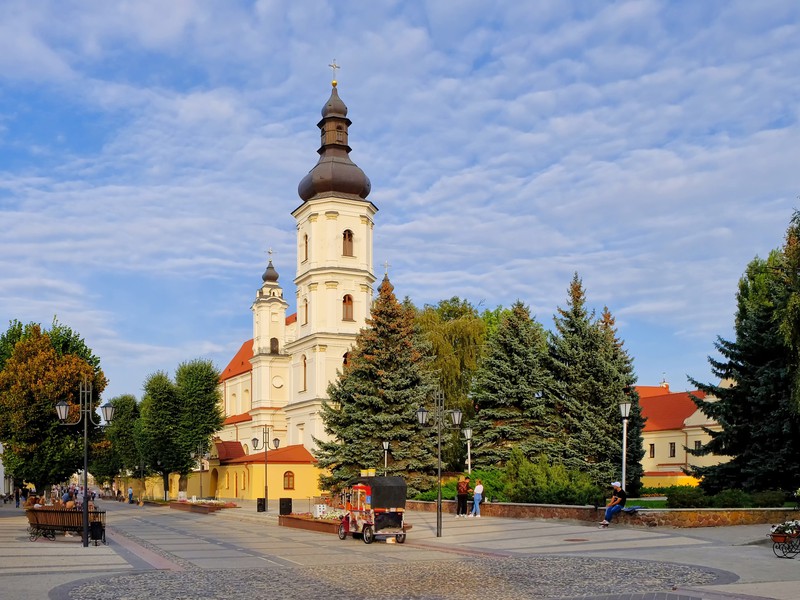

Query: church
204 76 378 502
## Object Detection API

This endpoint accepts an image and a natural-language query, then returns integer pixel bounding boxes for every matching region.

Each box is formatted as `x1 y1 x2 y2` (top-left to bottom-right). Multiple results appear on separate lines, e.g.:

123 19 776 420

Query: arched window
302 355 307 391
342 294 354 321
342 229 354 256
303 234 308 262
303 299 308 325
343 352 350 367
283 471 295 490
270 337 279 354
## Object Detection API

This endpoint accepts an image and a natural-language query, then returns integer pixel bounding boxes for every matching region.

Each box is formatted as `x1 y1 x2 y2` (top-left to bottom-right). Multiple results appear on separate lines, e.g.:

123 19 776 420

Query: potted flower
769 520 800 543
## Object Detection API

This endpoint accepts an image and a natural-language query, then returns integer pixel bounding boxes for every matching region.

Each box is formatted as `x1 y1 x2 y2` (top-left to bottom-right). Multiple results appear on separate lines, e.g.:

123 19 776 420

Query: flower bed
279 514 341 534
169 500 238 514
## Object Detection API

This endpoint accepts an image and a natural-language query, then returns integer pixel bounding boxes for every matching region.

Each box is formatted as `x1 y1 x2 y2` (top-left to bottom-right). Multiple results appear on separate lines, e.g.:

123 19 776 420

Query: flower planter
279 514 341 534
169 502 223 514
770 533 791 543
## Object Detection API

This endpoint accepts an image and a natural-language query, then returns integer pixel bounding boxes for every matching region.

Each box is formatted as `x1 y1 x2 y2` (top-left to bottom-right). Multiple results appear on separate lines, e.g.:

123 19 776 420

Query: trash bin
279 497 292 515
89 521 105 545
256 498 266 512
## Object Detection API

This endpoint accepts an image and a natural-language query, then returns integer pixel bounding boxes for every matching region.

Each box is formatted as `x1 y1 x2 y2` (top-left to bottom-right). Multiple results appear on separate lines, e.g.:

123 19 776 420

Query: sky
0 0 798 401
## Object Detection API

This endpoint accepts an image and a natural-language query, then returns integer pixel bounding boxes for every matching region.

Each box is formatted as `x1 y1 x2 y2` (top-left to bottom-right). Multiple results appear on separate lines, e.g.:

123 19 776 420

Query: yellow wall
185 462 323 501
641 474 700 488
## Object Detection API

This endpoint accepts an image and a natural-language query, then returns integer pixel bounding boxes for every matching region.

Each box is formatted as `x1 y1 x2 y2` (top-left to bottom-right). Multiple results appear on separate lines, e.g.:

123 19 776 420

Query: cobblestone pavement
62 555 721 600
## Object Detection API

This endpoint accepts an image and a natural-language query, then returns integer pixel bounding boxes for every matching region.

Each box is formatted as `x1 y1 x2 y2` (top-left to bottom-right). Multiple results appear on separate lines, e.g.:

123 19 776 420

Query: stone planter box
169 502 223 514
279 514 340 534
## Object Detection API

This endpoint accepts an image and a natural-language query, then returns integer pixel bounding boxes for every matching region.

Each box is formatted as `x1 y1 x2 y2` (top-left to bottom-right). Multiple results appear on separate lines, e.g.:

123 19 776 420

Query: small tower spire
328 59 340 87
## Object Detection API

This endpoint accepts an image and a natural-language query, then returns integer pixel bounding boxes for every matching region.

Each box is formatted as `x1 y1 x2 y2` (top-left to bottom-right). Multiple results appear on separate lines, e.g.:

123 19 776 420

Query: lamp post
462 428 472 475
191 444 209 500
382 441 390 476
252 428 280 511
55 378 115 548
417 391 462 538
619 400 632 490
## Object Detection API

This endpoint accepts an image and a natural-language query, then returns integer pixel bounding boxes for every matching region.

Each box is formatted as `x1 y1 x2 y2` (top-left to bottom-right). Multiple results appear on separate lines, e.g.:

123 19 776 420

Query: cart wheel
338 523 347 540
395 534 406 544
362 525 374 544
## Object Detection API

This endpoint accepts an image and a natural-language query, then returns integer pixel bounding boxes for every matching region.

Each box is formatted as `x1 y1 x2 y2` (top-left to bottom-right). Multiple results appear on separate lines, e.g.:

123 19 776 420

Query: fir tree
470 301 555 467
548 274 625 485
598 307 646 496
689 252 800 492
315 276 436 495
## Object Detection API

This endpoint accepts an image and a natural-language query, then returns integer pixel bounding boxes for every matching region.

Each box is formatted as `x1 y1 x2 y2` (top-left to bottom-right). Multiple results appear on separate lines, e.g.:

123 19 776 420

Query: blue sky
0 0 798 401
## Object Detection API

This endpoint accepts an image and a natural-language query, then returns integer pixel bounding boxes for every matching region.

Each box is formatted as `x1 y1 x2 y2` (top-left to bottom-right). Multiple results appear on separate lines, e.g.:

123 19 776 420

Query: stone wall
405 500 800 528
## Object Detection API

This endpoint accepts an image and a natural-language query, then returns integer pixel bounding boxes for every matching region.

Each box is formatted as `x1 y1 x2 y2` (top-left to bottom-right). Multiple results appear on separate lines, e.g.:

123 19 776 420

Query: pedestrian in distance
468 479 484 518
128 486 134 504
599 481 626 528
455 476 471 518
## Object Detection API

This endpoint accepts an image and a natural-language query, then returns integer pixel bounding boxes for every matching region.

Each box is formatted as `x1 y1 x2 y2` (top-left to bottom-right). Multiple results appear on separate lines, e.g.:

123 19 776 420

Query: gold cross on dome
383 260 391 275
329 60 340 85
265 247 273 262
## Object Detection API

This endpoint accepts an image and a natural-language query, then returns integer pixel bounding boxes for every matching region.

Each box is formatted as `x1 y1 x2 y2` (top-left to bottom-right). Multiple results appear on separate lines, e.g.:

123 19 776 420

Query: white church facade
215 80 377 458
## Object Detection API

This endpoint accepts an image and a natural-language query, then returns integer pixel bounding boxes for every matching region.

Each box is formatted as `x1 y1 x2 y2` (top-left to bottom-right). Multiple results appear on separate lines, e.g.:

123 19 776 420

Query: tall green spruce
689 251 800 492
598 307 646 496
548 274 633 486
470 301 556 467
315 276 436 495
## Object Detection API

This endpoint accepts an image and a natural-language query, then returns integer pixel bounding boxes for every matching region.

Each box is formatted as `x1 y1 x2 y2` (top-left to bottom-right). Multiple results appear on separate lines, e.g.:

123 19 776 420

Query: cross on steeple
329 59 340 86
383 260 391 275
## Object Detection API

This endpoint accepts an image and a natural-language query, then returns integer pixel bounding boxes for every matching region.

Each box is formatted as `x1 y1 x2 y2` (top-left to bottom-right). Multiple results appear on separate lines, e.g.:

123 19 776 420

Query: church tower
284 77 378 449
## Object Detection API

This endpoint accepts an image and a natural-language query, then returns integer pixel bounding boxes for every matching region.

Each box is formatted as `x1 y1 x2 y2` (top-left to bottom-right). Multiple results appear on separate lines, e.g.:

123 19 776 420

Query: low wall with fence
405 500 800 528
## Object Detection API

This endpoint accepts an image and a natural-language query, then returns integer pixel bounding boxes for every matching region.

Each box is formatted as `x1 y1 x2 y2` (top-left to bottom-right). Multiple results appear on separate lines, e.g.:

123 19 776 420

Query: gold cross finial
266 247 273 262
329 59 340 87
383 260 391 275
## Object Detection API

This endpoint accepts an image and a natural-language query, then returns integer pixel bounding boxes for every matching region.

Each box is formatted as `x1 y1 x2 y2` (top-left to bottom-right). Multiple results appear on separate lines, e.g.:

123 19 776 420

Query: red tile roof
223 444 317 465
636 384 671 397
640 390 706 431
214 440 246 462
223 413 253 426
286 312 297 325
220 340 253 382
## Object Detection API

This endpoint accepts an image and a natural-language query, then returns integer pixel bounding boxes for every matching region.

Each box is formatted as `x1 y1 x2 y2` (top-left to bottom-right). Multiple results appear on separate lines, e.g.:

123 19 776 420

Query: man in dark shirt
599 481 626 528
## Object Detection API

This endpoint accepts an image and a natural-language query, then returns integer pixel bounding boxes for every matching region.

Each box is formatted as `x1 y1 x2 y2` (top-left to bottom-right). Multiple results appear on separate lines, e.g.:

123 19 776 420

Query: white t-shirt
474 484 484 496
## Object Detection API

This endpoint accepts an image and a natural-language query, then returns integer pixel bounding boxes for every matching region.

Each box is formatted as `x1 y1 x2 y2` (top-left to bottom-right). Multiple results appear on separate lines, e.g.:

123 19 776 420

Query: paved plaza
1 500 799 599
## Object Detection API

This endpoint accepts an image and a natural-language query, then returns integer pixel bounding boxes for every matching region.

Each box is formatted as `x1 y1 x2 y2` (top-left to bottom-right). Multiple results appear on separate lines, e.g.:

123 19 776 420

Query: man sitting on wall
599 481 626 528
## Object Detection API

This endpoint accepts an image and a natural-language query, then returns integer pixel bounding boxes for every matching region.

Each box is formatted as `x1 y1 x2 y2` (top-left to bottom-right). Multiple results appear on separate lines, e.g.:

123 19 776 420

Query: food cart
337 475 409 544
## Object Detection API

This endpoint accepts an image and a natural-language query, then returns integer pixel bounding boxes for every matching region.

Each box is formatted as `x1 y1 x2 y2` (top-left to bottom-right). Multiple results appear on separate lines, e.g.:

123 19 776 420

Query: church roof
223 413 253 426
636 384 671 397
639 390 706 431
223 444 318 465
220 340 254 381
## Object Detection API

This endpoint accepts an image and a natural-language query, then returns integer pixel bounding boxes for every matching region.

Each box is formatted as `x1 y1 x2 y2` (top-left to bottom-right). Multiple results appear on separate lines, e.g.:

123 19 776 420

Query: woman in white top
469 479 484 518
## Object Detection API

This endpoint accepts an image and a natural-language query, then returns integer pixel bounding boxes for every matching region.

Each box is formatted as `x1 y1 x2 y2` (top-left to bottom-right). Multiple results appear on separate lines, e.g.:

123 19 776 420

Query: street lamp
619 400 632 490
252 428 280 511
382 441 390 476
417 391 462 538
462 428 472 475
55 378 115 548
190 444 210 500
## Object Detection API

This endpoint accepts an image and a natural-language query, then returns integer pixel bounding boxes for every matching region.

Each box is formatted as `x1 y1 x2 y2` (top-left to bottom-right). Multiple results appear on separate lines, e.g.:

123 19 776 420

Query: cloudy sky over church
1 0 798 400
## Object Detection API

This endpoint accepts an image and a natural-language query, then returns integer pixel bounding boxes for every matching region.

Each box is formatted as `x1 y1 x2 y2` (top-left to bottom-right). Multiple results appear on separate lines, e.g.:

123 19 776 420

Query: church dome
262 260 279 283
298 84 371 202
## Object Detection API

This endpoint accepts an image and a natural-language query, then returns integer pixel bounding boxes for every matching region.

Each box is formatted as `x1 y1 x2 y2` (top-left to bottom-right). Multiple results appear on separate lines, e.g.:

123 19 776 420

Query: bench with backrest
25 508 106 544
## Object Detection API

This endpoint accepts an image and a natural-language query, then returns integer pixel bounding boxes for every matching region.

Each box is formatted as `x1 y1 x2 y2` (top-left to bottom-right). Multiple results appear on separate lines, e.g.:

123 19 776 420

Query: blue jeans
471 494 482 516
604 504 622 522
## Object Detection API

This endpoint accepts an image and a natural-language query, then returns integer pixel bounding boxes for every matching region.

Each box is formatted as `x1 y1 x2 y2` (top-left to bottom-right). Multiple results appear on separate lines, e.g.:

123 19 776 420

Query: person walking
599 481 627 528
468 479 484 518
128 486 134 504
455 476 471 518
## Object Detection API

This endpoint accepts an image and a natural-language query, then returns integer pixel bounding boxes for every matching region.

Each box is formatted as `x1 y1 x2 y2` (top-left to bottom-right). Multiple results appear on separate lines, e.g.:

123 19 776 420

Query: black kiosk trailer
337 476 409 544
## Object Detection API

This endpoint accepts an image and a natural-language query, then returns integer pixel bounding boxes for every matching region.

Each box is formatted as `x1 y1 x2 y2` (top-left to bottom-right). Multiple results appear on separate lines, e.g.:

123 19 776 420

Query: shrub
503 451 604 506
666 486 709 508
750 490 787 508
710 489 752 508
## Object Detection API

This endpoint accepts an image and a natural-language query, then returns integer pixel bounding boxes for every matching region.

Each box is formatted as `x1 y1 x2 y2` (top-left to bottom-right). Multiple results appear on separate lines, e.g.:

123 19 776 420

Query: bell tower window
342 229 354 256
343 295 354 321
303 234 308 262
303 299 308 325
301 355 307 391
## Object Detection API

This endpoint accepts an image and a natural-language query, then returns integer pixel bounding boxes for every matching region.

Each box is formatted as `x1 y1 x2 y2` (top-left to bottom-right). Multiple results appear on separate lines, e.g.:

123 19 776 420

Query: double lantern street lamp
619 400 632 490
416 392 463 538
252 427 280 512
190 445 210 500
55 379 115 548
463 428 472 475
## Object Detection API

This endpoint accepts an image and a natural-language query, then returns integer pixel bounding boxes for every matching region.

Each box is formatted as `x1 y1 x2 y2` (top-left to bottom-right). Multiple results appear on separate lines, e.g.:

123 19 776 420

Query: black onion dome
262 260 279 283
298 85 371 202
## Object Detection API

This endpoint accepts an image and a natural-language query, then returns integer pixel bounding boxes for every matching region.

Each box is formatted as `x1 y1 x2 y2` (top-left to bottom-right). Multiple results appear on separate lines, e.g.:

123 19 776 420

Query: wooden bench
25 508 106 544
